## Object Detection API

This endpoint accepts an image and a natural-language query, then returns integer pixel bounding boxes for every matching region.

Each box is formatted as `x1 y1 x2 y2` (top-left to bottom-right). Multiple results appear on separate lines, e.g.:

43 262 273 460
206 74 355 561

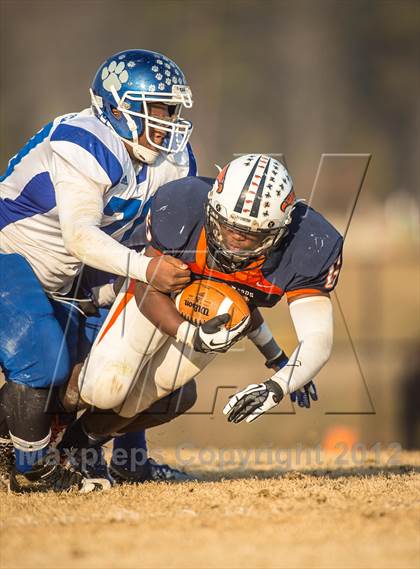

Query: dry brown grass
0 450 419 569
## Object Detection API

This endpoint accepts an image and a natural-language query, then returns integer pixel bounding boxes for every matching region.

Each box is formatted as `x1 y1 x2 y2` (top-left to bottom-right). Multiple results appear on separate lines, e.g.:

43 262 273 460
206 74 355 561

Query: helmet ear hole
111 107 122 120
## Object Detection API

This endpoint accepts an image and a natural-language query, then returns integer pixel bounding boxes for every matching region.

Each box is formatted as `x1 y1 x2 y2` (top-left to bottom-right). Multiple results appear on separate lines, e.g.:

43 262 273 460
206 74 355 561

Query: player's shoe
9 454 111 494
109 457 196 484
69 446 114 485
0 434 14 489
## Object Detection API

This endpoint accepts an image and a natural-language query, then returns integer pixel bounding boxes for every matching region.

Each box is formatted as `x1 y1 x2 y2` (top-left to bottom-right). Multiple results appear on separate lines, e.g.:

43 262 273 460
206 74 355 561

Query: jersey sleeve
147 176 210 255
50 120 122 187
285 237 343 301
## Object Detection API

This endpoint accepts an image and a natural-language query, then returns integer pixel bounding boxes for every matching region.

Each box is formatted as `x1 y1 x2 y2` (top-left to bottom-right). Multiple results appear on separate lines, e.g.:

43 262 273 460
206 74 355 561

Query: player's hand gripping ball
175 280 251 353
175 279 250 329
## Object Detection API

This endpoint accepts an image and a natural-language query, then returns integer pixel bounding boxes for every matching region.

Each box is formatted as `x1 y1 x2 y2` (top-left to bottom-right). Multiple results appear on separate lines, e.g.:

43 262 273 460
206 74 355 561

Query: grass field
1 449 419 569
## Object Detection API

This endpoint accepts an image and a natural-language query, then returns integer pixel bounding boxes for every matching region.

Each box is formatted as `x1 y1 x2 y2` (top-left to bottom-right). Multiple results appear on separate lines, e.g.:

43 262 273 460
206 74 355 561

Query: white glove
223 379 284 423
176 313 250 354
91 282 117 307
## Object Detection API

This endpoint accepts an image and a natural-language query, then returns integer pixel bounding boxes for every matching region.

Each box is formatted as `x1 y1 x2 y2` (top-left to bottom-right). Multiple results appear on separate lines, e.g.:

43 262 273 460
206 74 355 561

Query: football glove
193 313 250 354
290 381 318 408
223 379 284 423
266 351 318 409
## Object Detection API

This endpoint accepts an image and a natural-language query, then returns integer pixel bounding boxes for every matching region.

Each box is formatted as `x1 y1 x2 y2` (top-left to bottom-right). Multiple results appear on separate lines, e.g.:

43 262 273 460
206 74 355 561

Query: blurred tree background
1 0 418 203
1 0 418 449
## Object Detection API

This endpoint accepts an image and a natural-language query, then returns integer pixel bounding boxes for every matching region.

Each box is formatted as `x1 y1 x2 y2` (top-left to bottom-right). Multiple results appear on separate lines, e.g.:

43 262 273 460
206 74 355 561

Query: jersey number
103 197 151 242
325 255 342 289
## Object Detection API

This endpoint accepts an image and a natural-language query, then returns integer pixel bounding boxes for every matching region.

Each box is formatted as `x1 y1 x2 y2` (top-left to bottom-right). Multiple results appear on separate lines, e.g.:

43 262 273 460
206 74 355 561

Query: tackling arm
54 154 189 291
134 248 186 338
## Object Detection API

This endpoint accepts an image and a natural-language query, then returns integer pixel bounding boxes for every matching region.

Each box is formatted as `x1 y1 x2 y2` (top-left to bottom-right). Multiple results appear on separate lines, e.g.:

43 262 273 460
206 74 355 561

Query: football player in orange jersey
59 154 341 476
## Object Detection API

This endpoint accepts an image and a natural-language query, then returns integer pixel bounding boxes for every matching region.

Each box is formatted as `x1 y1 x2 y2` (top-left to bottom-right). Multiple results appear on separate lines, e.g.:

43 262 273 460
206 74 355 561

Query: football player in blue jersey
0 49 196 492
57 154 341 468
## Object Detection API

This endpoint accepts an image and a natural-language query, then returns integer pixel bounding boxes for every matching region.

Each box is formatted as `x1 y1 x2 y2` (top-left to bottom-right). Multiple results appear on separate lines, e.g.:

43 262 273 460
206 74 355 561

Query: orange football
175 280 250 329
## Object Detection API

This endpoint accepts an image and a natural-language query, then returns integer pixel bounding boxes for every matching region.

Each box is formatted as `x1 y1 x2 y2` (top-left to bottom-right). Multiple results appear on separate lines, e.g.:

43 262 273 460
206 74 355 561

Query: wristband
265 351 289 370
248 322 273 346
132 251 152 283
248 322 283 362
175 320 196 348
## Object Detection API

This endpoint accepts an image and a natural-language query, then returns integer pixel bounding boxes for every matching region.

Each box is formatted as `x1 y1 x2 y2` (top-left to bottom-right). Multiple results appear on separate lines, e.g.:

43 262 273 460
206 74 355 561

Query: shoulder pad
149 176 211 252
164 143 197 177
285 203 343 277
50 113 124 187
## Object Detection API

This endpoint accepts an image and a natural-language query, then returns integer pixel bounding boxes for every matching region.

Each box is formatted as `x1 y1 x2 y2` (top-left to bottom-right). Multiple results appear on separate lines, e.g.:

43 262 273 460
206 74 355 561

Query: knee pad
1 382 53 441
78 362 133 410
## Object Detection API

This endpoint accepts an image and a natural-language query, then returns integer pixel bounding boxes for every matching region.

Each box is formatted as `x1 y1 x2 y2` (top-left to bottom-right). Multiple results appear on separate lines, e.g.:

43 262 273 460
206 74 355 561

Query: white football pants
78 279 215 418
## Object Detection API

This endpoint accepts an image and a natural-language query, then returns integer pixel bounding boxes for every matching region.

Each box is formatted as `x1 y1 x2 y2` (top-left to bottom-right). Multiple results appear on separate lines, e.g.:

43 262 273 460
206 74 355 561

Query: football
175 279 250 329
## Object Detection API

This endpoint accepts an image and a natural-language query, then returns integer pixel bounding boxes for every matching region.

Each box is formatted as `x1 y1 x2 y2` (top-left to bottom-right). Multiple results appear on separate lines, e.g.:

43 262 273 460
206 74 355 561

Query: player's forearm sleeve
271 296 333 394
54 155 151 281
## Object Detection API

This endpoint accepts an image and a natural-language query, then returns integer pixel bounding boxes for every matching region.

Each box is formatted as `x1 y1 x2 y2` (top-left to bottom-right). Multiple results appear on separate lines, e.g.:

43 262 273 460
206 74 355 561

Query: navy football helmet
90 49 193 163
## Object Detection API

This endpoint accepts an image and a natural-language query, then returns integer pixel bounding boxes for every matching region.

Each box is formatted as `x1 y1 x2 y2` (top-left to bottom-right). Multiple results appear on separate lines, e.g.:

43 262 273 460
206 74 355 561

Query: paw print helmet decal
90 49 193 162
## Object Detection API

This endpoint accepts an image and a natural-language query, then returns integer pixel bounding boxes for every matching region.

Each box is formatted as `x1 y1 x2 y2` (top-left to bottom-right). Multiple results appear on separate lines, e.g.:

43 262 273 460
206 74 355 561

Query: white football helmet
206 154 296 273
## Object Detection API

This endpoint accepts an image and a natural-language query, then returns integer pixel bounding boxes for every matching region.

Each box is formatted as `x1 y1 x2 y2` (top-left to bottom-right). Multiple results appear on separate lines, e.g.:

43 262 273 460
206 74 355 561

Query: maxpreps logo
280 189 295 212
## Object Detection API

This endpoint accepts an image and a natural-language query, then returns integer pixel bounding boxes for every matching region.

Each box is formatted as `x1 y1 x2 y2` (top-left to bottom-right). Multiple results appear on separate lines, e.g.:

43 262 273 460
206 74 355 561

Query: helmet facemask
91 84 193 164
204 154 296 273
205 203 290 274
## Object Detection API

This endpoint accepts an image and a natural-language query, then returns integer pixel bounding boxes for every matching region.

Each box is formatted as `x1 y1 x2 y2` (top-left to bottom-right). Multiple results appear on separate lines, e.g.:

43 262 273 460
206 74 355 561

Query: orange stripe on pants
97 278 136 344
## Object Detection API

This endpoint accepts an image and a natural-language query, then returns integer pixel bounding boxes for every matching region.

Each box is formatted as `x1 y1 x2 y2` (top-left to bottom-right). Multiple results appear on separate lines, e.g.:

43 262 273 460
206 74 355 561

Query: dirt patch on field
0 451 419 569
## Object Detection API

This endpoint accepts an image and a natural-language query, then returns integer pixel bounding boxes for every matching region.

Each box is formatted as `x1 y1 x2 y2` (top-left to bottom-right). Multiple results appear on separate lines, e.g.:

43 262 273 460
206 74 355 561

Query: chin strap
124 138 160 164
91 87 160 165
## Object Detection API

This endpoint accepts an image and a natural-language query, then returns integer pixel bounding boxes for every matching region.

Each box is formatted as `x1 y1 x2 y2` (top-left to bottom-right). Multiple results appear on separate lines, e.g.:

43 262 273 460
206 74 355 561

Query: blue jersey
147 177 343 308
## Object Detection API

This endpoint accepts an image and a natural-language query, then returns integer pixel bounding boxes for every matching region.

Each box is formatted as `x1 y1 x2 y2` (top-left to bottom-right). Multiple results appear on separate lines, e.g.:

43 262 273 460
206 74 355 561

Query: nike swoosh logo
286 360 302 367
256 282 274 289
209 339 231 347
